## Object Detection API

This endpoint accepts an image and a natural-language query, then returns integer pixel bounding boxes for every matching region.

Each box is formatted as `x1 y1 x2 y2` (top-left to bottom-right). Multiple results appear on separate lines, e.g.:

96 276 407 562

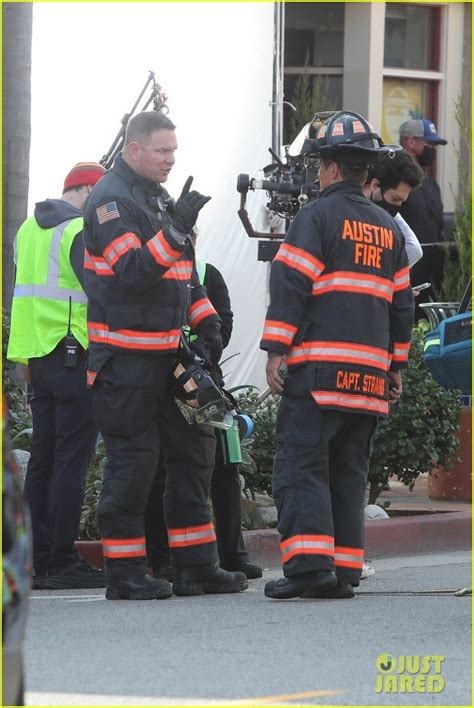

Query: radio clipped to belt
64 297 80 368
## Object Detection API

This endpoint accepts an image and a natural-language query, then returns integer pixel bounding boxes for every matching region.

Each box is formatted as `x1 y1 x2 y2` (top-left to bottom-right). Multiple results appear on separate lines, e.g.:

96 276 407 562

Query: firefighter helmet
302 111 397 165
171 334 229 427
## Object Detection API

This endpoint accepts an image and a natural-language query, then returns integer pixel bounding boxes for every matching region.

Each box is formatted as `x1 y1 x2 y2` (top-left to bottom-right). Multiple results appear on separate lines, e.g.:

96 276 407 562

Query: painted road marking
25 689 344 706
30 594 104 600
229 689 344 704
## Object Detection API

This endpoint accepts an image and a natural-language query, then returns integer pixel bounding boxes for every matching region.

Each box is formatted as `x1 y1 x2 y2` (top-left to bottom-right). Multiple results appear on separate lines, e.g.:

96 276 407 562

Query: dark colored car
2 398 32 706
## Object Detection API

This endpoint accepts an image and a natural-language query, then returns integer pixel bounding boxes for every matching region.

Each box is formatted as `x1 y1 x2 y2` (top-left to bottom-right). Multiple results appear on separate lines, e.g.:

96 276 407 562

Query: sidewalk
376 473 470 514
243 474 471 568
76 474 471 570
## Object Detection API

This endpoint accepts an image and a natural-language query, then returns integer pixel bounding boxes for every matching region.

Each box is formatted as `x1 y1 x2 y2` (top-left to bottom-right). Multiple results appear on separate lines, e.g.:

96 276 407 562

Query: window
384 4 439 71
285 2 344 68
382 78 437 144
283 3 344 144
381 4 442 146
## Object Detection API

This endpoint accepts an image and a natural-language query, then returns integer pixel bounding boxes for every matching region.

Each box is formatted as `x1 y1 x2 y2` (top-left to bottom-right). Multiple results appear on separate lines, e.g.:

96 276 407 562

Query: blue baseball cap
399 118 447 145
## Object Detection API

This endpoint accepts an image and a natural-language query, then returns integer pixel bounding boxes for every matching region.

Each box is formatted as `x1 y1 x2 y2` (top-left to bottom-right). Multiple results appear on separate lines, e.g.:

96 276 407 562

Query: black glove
189 338 212 366
206 332 223 365
172 176 211 234
190 329 223 366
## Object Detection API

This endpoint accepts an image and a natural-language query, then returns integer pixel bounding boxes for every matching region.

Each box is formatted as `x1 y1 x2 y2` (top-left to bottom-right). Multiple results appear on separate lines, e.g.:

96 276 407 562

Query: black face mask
370 193 400 218
417 145 436 167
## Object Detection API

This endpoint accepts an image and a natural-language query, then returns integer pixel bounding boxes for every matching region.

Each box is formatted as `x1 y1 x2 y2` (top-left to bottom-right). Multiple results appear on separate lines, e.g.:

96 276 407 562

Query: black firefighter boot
264 570 337 599
173 562 248 596
105 574 173 601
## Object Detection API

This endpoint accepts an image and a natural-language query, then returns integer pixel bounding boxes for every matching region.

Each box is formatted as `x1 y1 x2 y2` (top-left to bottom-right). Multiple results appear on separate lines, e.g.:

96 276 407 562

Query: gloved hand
172 176 211 234
190 327 223 366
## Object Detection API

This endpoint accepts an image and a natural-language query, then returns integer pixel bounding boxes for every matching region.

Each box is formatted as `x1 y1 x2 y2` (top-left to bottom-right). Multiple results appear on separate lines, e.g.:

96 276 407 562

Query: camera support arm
100 71 169 169
237 191 285 240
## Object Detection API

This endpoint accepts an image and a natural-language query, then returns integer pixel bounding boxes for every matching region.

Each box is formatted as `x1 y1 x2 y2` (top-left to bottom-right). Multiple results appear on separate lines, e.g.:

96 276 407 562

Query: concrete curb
76 511 471 570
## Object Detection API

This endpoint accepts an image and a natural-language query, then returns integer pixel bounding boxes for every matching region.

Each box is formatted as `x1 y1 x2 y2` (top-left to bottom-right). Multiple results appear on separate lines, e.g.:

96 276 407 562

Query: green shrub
441 94 472 302
368 326 461 503
236 327 461 506
235 388 279 497
79 438 106 540
2 308 32 448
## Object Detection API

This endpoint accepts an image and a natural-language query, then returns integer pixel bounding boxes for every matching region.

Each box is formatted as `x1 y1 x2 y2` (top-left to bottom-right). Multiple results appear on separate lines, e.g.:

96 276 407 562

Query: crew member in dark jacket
261 112 414 601
7 162 107 590
398 118 447 301
83 110 247 600
145 247 262 580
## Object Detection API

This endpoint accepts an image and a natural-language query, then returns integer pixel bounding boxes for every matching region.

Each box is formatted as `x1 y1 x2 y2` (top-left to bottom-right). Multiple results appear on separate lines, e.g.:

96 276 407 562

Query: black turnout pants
24 344 97 572
274 366 377 586
93 354 218 579
145 432 248 570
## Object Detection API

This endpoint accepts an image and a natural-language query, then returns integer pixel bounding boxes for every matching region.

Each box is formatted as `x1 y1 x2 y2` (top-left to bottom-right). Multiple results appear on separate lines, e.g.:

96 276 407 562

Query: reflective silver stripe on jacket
189 302 212 321
290 345 389 368
87 325 179 347
14 219 86 303
13 284 87 304
149 232 178 265
278 246 323 280
312 275 394 298
263 325 295 339
46 219 75 284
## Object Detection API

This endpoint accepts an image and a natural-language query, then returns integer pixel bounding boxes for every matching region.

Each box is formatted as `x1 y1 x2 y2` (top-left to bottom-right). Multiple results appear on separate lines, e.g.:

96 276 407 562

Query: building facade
281 1 471 212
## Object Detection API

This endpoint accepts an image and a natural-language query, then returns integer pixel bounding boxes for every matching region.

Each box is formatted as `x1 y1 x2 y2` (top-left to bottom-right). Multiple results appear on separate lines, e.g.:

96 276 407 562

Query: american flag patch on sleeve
96 202 120 224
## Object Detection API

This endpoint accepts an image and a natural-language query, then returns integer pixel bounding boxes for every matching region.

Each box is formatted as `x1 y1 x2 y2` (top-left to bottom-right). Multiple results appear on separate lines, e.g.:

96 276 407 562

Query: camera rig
236 111 336 261
100 71 168 170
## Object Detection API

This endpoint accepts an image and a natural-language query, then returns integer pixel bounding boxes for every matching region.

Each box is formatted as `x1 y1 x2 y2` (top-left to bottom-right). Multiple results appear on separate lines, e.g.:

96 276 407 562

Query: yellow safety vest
7 216 88 364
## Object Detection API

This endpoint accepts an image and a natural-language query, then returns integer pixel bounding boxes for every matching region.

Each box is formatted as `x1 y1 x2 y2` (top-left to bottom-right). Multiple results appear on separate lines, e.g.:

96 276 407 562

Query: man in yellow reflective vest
7 162 107 590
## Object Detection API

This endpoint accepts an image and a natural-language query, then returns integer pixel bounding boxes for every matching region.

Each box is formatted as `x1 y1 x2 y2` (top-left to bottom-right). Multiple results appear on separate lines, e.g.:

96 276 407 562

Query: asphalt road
24 551 471 706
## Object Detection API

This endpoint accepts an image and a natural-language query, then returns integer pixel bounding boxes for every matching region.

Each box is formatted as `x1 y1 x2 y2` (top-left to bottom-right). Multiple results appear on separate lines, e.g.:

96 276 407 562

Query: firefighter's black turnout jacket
260 181 415 416
83 154 220 385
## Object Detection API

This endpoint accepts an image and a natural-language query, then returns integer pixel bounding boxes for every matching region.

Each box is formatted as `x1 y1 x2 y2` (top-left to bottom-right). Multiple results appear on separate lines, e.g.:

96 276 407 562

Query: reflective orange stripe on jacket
311 390 389 415
104 232 141 267
288 341 390 371
87 321 181 351
274 243 325 282
280 534 334 565
312 271 395 302
168 522 217 548
392 341 411 363
393 266 411 292
187 299 218 328
262 319 298 346
146 229 183 268
162 260 193 281
334 545 364 569
84 249 114 276
102 536 146 558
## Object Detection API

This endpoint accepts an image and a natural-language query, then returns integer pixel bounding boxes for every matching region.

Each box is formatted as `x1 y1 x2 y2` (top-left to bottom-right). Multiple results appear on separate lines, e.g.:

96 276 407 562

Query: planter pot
428 407 472 502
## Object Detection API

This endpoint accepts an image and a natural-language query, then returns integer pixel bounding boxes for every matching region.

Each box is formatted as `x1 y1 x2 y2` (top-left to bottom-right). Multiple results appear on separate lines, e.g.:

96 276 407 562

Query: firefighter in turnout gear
83 111 247 600
261 111 414 600
145 245 263 581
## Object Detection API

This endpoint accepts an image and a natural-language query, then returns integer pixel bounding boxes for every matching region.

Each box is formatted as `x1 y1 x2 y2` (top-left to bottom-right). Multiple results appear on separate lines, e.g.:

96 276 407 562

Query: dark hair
367 150 424 192
125 110 176 143
321 157 368 185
